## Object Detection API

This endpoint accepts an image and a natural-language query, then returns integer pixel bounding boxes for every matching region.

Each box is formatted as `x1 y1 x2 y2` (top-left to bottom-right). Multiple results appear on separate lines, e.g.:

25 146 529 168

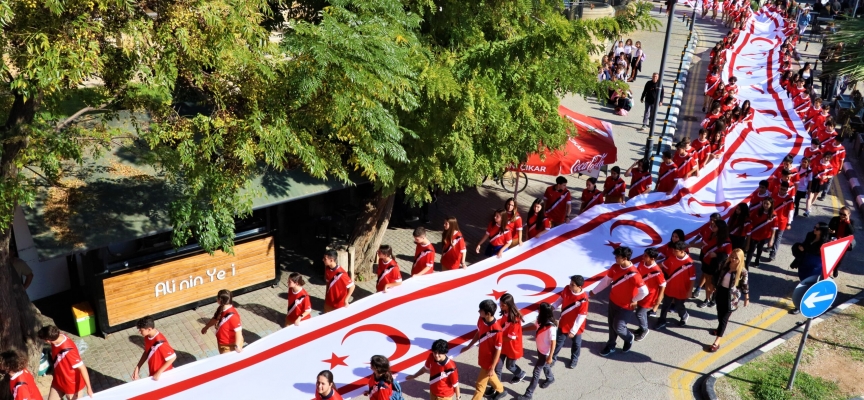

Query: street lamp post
644 1 677 162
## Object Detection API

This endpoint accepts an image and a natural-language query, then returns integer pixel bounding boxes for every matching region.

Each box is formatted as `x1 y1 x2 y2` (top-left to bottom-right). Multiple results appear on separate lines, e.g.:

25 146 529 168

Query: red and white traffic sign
821 236 854 279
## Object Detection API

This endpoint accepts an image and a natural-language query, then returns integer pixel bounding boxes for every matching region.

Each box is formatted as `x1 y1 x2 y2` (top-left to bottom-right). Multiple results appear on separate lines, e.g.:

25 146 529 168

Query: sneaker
818 194 826 201
803 210 810 217
567 360 577 369
635 329 649 342
697 300 708 308
638 126 647 132
622 340 633 353
656 320 668 330
833 269 839 278
679 314 689 326
692 287 702 298
600 345 616 357
509 371 527 384
706 301 715 308
490 391 507 400
790 308 801 315
516 395 532 400
484 387 494 397
539 379 555 389
647 310 657 317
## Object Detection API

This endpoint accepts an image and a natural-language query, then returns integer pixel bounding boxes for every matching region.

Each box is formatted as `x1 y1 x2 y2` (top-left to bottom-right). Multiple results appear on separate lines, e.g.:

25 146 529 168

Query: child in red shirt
673 141 699 181
580 177 603 213
406 339 460 399
552 275 589 368
38 325 93 399
505 197 523 246
633 248 666 341
770 181 795 261
805 152 835 216
201 289 244 353
133 316 176 381
494 294 526 384
745 198 776 268
285 273 312 326
323 249 355 312
625 159 652 198
517 303 557 400
525 198 551 240
656 150 678 193
365 355 396 400
603 166 626 204
440 217 467 270
543 176 572 226
0 349 44 400
315 370 344 400
691 129 711 168
475 209 512 259
589 246 648 356
412 227 436 276
376 245 403 293
461 300 505 400
657 241 695 329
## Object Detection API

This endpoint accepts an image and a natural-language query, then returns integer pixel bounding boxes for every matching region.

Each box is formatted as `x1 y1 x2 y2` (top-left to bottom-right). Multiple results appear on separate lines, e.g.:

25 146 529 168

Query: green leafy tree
0 0 656 372
822 18 864 82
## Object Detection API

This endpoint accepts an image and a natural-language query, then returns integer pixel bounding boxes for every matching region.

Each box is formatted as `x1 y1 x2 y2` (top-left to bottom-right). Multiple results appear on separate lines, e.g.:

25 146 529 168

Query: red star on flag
604 241 622 249
487 289 507 300
322 353 349 369
736 173 749 179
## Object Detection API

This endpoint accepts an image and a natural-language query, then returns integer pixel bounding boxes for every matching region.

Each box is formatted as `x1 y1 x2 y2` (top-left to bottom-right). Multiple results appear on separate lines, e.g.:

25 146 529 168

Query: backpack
391 380 404 400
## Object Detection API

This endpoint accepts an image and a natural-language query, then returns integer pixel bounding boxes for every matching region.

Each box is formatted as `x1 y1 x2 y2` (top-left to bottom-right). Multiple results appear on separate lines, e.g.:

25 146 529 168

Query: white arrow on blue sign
798 279 838 319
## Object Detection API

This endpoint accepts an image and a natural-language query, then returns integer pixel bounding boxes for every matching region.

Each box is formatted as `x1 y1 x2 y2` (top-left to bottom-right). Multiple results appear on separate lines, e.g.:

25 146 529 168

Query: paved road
41 5 864 400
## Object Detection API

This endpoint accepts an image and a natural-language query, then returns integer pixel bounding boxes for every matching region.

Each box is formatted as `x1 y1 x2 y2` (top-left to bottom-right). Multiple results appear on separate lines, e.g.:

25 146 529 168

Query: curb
843 133 864 218
702 291 864 400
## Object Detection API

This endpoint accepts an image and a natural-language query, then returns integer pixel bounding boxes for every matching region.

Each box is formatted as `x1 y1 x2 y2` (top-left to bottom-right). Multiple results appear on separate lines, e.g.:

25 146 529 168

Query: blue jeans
523 353 554 398
494 355 523 381
552 327 582 367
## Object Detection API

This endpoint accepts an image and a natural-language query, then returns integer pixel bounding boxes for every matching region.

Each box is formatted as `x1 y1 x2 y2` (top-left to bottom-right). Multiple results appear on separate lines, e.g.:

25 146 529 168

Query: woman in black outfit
708 249 749 352
828 206 855 277
789 224 830 314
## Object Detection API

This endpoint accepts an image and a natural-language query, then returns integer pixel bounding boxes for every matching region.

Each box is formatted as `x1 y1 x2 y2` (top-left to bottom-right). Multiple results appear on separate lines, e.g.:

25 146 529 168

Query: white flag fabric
99 8 805 400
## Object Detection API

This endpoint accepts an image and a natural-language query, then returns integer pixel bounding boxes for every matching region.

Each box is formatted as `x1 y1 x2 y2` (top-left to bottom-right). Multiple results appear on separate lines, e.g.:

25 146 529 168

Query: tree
822 18 864 82
0 0 655 371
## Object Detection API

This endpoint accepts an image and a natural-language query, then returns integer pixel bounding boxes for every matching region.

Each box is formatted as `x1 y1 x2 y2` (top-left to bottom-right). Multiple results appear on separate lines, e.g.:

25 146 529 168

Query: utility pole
645 1 676 162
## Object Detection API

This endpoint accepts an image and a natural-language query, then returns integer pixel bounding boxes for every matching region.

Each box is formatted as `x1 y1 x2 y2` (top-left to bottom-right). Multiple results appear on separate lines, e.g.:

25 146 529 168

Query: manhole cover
681 115 699 122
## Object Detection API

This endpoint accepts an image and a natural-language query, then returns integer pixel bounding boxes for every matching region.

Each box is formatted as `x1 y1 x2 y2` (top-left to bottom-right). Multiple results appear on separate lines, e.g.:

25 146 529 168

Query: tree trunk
348 193 394 280
0 92 43 379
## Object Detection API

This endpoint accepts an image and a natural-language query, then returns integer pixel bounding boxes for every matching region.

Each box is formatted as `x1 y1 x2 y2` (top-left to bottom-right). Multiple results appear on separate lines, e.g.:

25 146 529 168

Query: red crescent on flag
757 109 778 117
609 220 663 247
756 126 793 139
497 269 558 297
341 324 411 361
687 197 732 211
750 37 774 45
749 85 765 94
730 158 774 173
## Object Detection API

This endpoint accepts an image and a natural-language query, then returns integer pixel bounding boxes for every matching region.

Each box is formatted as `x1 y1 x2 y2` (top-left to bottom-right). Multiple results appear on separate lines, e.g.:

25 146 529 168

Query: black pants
606 302 635 347
714 286 733 337
523 353 554 398
794 190 807 216
730 235 747 251
658 296 688 322
552 327 582 366
494 355 523 381
746 238 770 266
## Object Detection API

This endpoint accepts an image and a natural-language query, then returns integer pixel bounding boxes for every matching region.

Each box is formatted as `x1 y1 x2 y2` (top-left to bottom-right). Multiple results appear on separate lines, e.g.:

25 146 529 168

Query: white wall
12 206 72 301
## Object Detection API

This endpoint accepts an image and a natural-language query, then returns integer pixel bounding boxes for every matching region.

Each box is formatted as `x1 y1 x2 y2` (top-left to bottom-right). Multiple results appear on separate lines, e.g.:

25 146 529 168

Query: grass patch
724 351 847 400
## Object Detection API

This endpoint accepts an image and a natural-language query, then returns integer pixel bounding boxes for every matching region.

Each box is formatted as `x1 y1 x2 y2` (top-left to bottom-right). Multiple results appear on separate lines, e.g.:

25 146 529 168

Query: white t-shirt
535 322 556 356
623 45 633 55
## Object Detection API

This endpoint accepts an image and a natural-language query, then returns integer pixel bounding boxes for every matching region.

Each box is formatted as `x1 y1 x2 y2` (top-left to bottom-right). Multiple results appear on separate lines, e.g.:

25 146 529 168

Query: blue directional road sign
798 279 838 319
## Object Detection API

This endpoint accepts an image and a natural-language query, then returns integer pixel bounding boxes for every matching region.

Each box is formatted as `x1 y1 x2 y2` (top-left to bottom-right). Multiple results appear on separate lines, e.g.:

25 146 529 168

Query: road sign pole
786 318 812 390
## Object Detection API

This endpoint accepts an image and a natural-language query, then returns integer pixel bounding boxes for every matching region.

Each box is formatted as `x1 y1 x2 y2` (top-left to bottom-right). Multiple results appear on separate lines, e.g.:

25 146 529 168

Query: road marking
668 299 790 399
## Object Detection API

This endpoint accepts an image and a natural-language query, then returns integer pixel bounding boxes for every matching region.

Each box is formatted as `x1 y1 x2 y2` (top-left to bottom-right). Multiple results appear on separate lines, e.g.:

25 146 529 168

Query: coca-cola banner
99 8 801 400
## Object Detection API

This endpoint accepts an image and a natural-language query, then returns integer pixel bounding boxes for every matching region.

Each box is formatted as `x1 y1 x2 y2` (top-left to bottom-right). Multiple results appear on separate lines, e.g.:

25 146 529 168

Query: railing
654 9 700 155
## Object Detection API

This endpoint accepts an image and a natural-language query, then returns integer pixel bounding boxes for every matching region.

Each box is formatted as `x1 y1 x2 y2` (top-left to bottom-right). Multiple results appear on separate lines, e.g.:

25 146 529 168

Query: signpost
787 278 839 390
821 236 854 279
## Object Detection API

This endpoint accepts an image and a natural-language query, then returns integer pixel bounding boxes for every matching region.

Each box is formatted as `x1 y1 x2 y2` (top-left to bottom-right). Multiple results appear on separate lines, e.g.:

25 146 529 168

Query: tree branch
24 166 55 186
55 103 109 132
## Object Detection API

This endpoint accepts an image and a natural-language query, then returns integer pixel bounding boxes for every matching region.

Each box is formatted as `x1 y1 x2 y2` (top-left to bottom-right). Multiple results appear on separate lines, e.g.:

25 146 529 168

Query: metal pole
854 0 860 19
645 1 676 162
786 318 813 390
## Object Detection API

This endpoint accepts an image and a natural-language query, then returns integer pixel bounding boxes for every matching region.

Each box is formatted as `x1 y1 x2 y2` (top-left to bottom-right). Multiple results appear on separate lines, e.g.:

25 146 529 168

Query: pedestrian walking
628 41 644 82
658 228 686 263
708 249 749 352
804 152 835 216
525 198 551 240
632 248 665 341
603 166 626 204
461 300 506 400
727 203 750 251
745 198 777 268
624 159 652 198
589 246 649 356
315 370 344 400
440 217 467 270
132 316 176 381
638 72 664 131
412 226 436 276
769 181 795 261
580 177 603 213
0 349 43 400
657 241 695 329
201 289 244 353
828 206 855 278
794 157 811 216
38 325 94 400
495 294 526 385
515 303 557 400
543 176 573 226
364 355 399 400
551 275 589 368
322 250 355 312
406 339 460 400
285 273 312 326
656 151 678 193
376 245 403 293
697 220 731 309
475 209 512 258
505 198 523 247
